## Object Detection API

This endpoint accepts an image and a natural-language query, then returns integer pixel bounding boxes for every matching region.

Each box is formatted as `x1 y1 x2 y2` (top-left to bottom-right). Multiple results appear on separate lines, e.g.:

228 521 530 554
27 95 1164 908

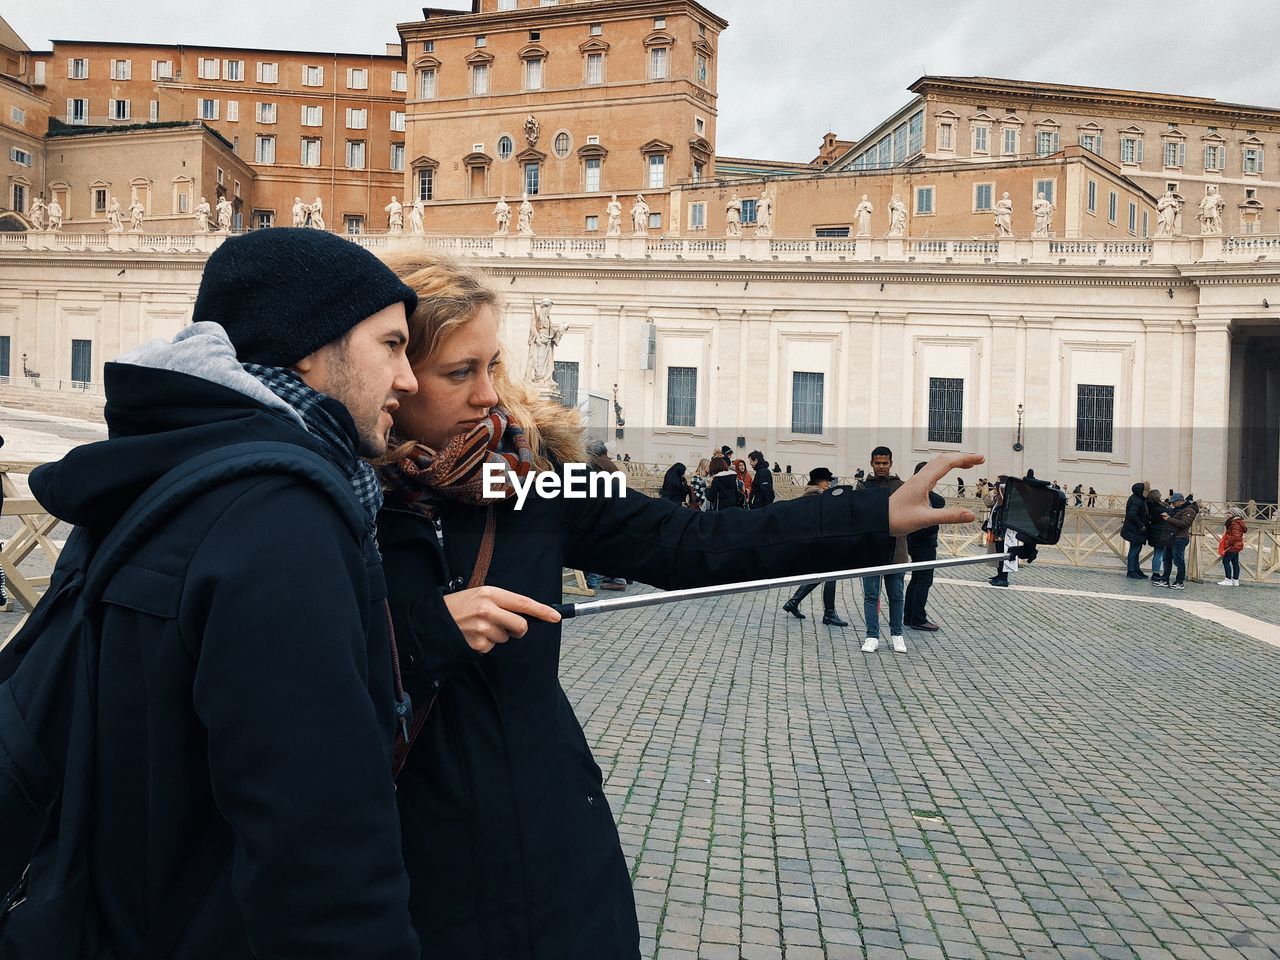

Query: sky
9 0 1280 161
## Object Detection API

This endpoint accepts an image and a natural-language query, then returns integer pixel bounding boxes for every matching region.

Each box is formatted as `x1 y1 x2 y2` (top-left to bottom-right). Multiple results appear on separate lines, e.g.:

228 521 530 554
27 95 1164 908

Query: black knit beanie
193 228 418 366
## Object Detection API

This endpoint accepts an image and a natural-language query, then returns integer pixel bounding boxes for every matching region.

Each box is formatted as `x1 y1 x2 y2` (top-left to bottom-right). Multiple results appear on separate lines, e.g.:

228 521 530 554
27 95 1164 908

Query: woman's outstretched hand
888 452 985 537
443 585 561 654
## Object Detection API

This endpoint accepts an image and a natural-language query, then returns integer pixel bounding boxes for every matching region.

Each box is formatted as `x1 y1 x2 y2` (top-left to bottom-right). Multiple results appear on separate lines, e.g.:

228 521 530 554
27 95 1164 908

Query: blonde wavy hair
379 252 584 468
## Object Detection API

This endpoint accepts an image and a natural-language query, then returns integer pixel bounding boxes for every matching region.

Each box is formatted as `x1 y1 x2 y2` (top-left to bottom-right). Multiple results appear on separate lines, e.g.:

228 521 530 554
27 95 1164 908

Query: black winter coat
707 470 742 510
1147 499 1171 548
26 364 417 960
1121 491 1149 544
379 480 892 960
907 491 945 554
748 465 775 508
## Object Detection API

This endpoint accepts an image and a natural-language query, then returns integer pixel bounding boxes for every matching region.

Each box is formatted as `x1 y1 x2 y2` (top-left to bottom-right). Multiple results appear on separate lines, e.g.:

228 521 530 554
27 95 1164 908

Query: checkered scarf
243 363 383 528
379 406 535 516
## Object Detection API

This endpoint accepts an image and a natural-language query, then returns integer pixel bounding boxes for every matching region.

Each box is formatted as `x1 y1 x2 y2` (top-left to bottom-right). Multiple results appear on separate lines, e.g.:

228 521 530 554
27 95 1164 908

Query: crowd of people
1122 483 1245 588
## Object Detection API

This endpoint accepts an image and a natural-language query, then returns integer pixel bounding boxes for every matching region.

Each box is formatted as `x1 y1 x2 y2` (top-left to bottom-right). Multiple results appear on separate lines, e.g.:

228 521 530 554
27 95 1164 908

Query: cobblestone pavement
560 572 1280 960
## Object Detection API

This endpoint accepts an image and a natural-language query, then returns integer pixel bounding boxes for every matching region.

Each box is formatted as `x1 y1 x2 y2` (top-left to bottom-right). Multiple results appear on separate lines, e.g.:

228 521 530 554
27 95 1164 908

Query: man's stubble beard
327 341 391 459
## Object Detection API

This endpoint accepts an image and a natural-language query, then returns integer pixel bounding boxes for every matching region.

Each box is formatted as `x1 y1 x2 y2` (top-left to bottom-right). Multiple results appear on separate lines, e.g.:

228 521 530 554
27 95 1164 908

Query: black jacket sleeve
185 481 419 960
749 467 775 508
562 484 891 589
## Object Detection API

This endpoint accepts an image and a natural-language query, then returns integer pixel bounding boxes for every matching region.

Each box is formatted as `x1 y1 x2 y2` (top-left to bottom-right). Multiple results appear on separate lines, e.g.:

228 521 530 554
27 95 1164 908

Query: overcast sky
10 1 1280 161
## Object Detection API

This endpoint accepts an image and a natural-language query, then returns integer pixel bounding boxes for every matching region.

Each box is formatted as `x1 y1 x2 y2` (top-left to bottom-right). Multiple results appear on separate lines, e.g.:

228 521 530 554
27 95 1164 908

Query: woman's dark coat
707 470 741 511
378 479 891 960
1147 496 1171 549
1121 484 1149 544
658 464 689 505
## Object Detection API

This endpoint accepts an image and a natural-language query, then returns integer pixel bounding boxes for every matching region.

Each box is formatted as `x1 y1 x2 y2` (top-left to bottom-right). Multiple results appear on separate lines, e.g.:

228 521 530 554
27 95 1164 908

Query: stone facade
1 75 47 225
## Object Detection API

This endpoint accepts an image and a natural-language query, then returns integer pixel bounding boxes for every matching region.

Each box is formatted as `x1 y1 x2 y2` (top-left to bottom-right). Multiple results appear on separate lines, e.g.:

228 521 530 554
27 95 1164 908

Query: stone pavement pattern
560 574 1280 960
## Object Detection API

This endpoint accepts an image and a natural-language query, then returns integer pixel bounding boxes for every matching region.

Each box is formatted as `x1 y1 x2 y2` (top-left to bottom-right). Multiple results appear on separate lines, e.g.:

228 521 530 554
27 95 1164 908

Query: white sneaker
1233 579 1241 586
891 635 906 653
1218 578 1234 586
861 637 879 653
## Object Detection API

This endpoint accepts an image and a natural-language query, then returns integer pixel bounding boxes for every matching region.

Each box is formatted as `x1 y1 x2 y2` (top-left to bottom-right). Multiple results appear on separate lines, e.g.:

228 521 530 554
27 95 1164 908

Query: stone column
1189 318 1232 502
1021 316 1054 472
1141 319 1178 490
989 315 1021 468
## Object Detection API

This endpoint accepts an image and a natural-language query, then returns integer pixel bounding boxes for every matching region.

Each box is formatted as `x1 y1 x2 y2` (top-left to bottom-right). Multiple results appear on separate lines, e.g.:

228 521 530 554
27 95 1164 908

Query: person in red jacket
1218 508 1247 586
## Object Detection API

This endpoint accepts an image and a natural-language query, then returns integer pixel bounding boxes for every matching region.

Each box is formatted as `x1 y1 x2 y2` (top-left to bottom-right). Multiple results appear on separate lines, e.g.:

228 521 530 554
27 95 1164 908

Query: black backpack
0 441 365 959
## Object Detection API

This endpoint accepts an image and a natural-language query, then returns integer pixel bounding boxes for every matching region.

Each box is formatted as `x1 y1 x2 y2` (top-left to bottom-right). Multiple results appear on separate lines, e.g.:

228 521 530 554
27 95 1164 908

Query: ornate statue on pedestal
1155 189 1181 238
47 198 63 231
886 194 907 237
194 197 211 232
215 197 233 233
517 193 535 236
1198 185 1225 235
1031 192 1055 237
631 194 650 236
29 196 47 232
309 197 326 230
410 198 425 235
725 193 742 237
106 196 124 233
493 196 511 234
385 196 404 233
292 196 308 227
994 192 1014 237
525 297 565 391
128 197 146 232
755 188 775 238
854 194 874 237
606 195 623 236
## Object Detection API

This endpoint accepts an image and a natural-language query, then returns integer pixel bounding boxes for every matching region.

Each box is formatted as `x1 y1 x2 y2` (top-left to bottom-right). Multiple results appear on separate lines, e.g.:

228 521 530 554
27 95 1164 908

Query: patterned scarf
380 406 535 516
242 363 383 528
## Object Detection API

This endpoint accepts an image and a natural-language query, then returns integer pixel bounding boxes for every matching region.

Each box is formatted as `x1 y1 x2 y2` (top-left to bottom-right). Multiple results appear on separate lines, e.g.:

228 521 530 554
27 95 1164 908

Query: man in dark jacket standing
1163 492 1198 589
904 461 944 631
781 467 848 625
748 449 775 508
856 446 908 652
23 230 422 959
1121 482 1149 579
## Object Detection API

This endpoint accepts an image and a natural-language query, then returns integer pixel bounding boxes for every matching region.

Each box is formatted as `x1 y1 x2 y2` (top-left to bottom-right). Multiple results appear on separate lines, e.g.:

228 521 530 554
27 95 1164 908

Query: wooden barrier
1 461 66 644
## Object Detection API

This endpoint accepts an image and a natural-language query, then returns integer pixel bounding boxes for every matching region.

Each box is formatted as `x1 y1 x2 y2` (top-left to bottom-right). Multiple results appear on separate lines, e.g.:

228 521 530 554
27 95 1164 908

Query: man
782 467 848 626
1163 492 1198 589
856 446 907 652
747 449 775 509
1121 481 1149 579
904 461 944 631
26 229 422 958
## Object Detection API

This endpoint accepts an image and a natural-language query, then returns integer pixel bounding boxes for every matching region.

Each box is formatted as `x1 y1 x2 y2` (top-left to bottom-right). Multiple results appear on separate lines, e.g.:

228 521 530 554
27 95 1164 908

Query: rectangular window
648 154 665 189
938 123 953 150
1035 130 1059 156
0 335 9 379
390 142 405 171
225 100 239 121
1164 140 1185 168
391 70 407 92
69 58 88 79
1108 191 1118 223
224 60 244 81
9 147 32 166
177 192 189 213
67 98 88 124
417 68 436 99
216 167 225 187
93 187 108 213
475 35 487 47
1080 132 1101 154
1121 136 1144 164
301 137 321 166
256 102 277 123
1034 179 1055 205
10 106 24 125
1142 211 1149 238
591 22 603 35
649 212 662 230
649 47 668 80
740 198 757 224
1204 144 1222 171
974 183 993 211
524 58 543 90
303 65 323 87
347 67 368 90
198 98 219 120
257 61 279 83
1128 202 1137 234
255 134 276 163
908 110 924 155
302 105 323 126
253 210 274 229
499 0 516 8
33 61 45 85
584 215 599 231
893 124 908 163
471 63 489 95
524 160 540 195
584 157 601 192
972 125 989 154
152 59 173 80
346 108 367 129
416 167 434 201
1002 127 1018 156
149 99 159 121
689 202 706 230
110 58 131 80
1087 179 1097 213
927 377 964 444
791 372 824 435
695 53 708 84
695 117 706 137
814 227 851 237
666 367 697 427
345 215 364 235
71 340 93 385
109 98 131 120
914 186 934 215
1244 147 1264 174
553 361 579 408
1075 384 1115 453
12 183 25 214
346 140 366 169
198 57 220 80
586 52 603 85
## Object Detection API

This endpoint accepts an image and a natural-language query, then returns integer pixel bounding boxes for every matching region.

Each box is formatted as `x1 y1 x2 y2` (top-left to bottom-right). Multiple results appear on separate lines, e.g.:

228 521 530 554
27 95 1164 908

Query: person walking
374 252 982 960
747 450 775 509
781 467 848 625
15 229 423 958
1147 488 1170 584
1163 492 1198 589
983 477 1010 587
1217 507 1247 585
1121 481 1149 579
856 446 907 652
904 460 944 631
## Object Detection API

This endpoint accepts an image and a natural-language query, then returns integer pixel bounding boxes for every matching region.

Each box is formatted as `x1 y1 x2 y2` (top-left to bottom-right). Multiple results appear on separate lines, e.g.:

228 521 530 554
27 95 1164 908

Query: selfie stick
554 550 1014 620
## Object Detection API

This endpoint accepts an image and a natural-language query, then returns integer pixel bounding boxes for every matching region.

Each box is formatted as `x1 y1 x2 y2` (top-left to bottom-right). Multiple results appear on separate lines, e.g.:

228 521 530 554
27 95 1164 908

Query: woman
707 455 741 510
689 458 711 511
1218 507 1246 586
375 254 977 960
658 462 691 506
1147 488 1170 584
733 457 752 502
